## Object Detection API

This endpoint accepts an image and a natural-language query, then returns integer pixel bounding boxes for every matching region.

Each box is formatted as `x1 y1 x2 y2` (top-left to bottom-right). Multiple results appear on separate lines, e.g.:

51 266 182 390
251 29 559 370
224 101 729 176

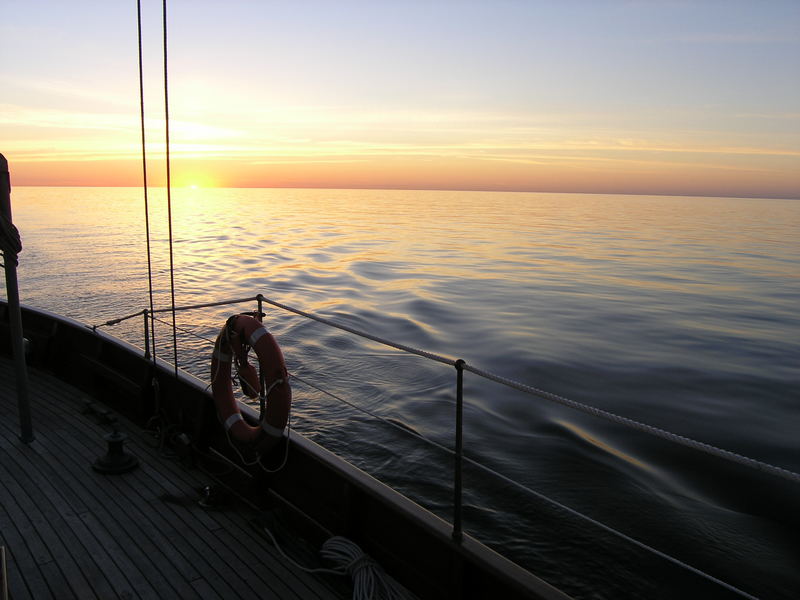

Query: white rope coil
261 528 417 600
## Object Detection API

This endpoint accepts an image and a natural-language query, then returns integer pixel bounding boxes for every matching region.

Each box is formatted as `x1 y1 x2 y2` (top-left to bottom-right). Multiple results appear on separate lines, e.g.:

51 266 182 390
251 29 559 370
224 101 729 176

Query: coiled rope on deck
260 528 416 600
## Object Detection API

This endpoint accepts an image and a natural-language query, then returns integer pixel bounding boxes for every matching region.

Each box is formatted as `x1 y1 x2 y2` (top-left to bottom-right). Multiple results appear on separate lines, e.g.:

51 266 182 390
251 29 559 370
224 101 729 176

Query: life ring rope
210 314 292 451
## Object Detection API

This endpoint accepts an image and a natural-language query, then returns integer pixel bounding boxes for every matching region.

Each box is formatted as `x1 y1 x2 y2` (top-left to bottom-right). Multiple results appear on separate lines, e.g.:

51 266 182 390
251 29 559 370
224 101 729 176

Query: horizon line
11 183 799 202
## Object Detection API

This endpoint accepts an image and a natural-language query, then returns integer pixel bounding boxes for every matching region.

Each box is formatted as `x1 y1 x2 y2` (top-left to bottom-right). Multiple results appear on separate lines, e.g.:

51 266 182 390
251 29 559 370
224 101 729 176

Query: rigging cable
162 0 179 377
136 0 157 361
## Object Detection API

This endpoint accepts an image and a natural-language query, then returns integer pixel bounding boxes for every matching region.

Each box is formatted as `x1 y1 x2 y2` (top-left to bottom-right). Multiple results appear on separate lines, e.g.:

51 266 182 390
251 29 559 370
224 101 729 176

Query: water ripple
8 186 800 599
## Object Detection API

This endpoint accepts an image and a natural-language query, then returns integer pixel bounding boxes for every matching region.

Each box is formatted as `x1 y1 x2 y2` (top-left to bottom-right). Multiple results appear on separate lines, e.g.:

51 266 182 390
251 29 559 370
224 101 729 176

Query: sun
173 170 220 189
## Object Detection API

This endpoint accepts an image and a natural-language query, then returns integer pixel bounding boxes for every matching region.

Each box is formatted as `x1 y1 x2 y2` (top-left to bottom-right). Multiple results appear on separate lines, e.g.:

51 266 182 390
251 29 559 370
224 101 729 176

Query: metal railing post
256 294 265 397
143 309 150 359
1 153 34 443
453 358 465 543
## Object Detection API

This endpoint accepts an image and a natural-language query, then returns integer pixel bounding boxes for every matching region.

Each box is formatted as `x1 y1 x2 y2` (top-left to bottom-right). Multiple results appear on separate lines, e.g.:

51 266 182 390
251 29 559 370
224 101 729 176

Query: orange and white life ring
210 314 291 444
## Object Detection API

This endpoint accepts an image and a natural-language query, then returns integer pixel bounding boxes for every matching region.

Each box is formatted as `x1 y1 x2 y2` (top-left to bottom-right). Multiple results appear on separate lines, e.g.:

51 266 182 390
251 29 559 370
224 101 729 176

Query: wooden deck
0 356 344 600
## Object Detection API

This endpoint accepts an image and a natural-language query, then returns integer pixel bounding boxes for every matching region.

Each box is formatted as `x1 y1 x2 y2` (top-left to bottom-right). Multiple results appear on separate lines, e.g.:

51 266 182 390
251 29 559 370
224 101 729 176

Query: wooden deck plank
0 460 110 600
148 449 342 600
33 391 266 600
0 357 344 600
33 431 202 597
17 437 191 600
0 435 162 600
13 381 204 590
1 554 34 600
0 461 52 569
131 437 345 600
30 366 339 600
0 504 44 600
77 511 164 600
18 393 248 600
38 561 70 600
104 417 342 599
26 372 268 588
191 576 226 599
4 420 248 600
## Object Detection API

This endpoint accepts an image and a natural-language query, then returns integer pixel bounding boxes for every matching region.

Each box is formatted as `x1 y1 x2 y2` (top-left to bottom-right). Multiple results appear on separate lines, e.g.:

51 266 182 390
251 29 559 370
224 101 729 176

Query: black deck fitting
198 484 229 509
92 429 139 474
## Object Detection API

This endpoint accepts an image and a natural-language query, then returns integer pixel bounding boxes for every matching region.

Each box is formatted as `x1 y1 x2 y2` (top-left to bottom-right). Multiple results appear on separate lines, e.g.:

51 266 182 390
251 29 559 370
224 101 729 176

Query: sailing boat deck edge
0 300 571 600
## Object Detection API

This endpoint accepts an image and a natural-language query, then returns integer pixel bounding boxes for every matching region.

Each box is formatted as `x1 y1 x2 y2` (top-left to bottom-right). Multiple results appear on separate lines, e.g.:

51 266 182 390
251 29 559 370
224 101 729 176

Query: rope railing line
456 449 759 599
290 372 456 458
293 372 756 598
99 308 146 327
150 315 218 345
256 294 456 367
288 371 757 598
154 296 256 314
93 295 777 596
464 363 800 484
257 293 800 485
96 296 256 327
96 292 800 485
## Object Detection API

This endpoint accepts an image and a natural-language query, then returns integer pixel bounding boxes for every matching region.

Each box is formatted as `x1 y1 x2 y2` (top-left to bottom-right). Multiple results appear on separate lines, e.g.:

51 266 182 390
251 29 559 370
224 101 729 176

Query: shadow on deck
0 356 344 600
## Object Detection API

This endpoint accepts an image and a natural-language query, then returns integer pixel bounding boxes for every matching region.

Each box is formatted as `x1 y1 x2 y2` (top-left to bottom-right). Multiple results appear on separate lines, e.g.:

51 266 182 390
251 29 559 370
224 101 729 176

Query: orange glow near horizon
4 105 798 198
3 3 799 199
7 146 799 200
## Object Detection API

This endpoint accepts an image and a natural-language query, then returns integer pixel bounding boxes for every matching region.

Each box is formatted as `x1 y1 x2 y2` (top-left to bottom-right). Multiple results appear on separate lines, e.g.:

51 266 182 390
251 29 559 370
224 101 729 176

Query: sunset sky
2 0 799 198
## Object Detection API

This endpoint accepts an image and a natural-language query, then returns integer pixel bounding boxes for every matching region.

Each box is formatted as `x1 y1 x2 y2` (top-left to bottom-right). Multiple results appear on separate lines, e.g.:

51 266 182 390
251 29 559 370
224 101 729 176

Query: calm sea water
6 186 800 598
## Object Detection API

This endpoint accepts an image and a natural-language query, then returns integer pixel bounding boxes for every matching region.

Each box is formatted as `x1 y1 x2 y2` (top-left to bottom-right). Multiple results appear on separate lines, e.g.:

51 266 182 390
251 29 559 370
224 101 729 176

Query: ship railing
97 293 796 600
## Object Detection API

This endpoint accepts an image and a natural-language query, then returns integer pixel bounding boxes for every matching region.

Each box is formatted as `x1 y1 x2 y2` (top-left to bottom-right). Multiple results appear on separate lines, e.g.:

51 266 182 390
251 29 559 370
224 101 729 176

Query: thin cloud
673 32 799 45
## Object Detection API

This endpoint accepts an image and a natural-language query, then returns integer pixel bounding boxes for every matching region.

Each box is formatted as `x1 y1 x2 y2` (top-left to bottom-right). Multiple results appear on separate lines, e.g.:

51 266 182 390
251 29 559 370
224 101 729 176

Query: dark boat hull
0 300 570 600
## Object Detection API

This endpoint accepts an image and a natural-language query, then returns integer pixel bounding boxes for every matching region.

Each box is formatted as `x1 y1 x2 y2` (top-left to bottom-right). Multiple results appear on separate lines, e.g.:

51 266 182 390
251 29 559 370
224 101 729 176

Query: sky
1 0 799 198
